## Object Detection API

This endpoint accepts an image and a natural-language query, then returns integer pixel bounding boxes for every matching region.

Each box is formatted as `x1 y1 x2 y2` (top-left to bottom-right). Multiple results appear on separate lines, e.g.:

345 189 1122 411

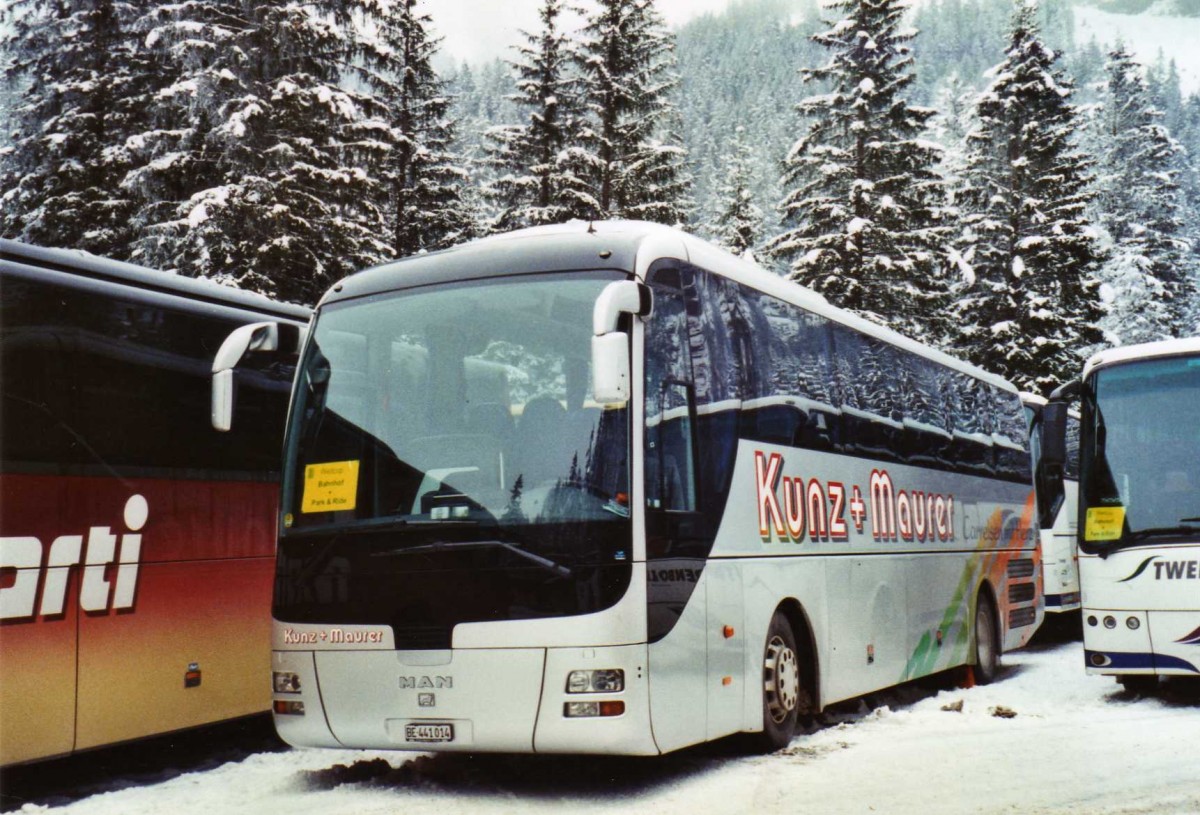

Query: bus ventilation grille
1008 607 1037 629
1006 559 1035 579
393 626 453 650
1008 583 1036 604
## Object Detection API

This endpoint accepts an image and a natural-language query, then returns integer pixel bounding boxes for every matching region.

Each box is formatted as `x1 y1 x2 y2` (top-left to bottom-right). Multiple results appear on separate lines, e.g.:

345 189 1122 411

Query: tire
753 611 802 752
1117 674 1158 695
973 593 1000 685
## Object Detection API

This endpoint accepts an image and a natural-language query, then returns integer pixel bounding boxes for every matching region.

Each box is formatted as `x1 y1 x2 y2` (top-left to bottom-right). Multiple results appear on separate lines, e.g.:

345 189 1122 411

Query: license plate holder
404 723 454 743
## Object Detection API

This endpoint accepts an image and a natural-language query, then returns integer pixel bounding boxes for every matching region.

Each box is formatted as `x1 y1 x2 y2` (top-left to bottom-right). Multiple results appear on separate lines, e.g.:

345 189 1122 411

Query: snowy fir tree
484 0 586 230
0 0 151 257
363 0 475 258
570 0 692 224
911 0 1075 106
705 126 765 259
676 0 823 236
122 1 392 303
953 0 1104 395
771 0 951 343
1092 45 1195 344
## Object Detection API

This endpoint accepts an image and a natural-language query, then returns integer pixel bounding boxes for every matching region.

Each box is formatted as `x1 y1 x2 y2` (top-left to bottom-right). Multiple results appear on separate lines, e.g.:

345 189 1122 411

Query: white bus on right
1045 338 1200 692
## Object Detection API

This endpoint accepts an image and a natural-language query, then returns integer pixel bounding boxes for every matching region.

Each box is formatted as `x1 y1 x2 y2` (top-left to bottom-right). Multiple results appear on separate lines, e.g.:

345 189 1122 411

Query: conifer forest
3 0 1200 393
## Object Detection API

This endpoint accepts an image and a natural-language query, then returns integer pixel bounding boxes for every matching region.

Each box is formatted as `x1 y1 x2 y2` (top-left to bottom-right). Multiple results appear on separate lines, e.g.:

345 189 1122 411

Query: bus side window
652 380 697 512
644 274 694 513
0 276 77 470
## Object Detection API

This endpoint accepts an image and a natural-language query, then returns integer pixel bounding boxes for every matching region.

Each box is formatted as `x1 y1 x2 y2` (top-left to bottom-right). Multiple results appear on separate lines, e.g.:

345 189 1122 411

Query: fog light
1126 617 1140 630
274 700 305 715
566 669 624 694
273 671 302 693
1104 616 1117 629
1087 616 1098 627
564 701 625 718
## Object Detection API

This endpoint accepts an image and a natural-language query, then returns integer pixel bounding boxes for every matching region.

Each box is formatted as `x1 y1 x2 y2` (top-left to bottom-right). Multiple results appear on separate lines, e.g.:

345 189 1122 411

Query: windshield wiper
1126 524 1200 543
284 515 479 538
391 540 572 579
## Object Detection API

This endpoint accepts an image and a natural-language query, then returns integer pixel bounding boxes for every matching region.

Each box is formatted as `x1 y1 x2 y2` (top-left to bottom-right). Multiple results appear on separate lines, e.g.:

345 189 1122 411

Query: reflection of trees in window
477 340 564 408
860 337 899 420
684 270 731 404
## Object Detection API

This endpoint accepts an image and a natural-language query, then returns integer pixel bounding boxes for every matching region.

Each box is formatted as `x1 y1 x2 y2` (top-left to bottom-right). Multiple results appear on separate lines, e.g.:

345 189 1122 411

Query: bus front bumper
271 644 658 754
1082 609 1200 676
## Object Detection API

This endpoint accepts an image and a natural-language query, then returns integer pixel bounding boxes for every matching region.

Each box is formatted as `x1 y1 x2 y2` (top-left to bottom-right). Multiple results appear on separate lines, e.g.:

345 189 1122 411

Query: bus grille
1008 583 1036 604
1008 607 1037 629
393 626 453 650
1006 559 1035 579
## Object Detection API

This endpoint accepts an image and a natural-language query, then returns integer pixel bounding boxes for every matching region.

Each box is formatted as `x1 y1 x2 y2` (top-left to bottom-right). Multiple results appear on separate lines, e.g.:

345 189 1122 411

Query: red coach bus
0 240 308 765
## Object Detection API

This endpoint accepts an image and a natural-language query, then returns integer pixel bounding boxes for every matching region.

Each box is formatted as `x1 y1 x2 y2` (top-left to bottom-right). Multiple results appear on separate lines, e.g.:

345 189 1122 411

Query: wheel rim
976 604 995 672
764 634 799 724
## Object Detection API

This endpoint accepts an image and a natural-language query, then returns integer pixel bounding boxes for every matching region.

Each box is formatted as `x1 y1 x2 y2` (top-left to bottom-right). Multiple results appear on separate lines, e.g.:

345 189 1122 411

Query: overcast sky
428 0 738 63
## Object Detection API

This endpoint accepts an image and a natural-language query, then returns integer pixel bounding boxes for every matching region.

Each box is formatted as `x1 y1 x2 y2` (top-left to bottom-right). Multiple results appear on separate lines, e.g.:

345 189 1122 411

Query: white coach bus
1043 338 1200 692
215 221 1042 754
1024 393 1082 616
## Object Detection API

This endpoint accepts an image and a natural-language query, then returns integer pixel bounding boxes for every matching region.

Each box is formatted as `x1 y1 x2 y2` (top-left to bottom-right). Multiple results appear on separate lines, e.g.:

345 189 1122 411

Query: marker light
1103 616 1117 629
274 700 305 716
566 669 624 694
564 701 625 718
273 672 302 693
1126 617 1141 630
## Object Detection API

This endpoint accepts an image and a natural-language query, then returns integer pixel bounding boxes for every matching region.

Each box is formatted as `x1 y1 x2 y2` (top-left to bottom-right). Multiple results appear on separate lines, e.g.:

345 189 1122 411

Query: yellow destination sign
1084 506 1125 542
301 460 359 513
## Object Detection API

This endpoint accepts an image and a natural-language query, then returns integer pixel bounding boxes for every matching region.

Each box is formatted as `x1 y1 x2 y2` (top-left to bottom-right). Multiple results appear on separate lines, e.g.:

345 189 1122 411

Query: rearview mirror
1040 401 1068 473
590 280 651 406
211 321 305 431
592 333 630 404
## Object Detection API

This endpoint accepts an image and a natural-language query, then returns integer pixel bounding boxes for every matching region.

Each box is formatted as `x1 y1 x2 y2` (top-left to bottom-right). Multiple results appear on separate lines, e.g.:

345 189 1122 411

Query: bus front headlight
566 669 624 693
273 671 302 693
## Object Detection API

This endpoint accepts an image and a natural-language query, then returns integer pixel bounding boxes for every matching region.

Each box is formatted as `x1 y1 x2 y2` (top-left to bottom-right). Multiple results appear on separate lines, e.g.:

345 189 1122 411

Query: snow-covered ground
4 640 1197 815
1076 6 1200 94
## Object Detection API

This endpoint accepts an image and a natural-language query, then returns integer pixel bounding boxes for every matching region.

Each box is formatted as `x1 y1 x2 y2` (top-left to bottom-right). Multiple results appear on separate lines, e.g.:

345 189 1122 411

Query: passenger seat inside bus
512 395 570 487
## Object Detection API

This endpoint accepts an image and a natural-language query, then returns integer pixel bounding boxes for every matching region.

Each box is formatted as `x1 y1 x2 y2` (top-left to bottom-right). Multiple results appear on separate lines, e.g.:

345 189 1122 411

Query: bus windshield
283 272 631 535
1082 355 1200 553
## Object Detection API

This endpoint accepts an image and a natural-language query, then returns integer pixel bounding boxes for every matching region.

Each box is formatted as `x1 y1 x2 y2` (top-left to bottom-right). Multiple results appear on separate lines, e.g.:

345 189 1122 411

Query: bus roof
0 239 312 322
329 220 1017 394
1083 337 1200 381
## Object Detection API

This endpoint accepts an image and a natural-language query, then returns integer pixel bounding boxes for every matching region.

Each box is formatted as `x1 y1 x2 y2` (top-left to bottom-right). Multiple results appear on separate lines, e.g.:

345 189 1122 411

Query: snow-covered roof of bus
338 220 1016 393
0 238 312 321
1083 336 1200 381
1019 392 1046 407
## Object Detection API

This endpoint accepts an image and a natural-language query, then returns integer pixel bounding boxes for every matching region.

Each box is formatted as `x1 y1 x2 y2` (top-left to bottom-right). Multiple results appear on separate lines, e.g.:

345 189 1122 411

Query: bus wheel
1117 675 1158 695
757 612 800 751
973 594 999 684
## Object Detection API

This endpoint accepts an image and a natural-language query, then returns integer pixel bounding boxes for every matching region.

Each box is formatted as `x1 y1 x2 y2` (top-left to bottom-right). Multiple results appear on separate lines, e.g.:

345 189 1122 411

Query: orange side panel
0 605 78 765
75 557 274 750
1 473 279 763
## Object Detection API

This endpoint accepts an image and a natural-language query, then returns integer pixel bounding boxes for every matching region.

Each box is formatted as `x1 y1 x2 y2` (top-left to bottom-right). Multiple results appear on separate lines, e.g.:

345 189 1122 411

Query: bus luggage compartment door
314 648 546 751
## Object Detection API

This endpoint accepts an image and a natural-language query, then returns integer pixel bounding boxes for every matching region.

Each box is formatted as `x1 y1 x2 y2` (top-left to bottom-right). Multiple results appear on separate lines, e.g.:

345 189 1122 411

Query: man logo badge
418 693 436 707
